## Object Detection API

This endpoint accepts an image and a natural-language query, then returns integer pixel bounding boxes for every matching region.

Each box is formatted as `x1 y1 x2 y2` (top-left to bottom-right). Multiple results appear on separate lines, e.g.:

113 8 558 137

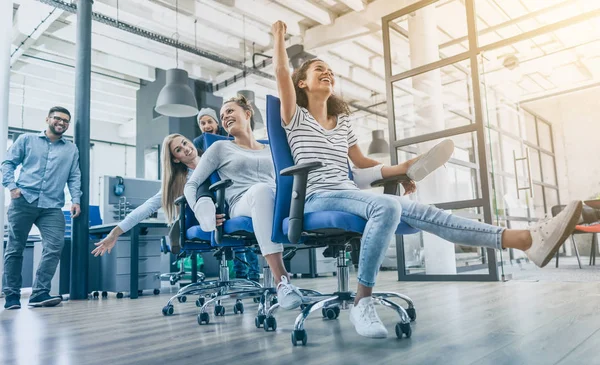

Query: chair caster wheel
322 307 339 320
291 329 307 346
162 305 174 316
255 314 266 328
263 317 277 332
116 292 124 299
198 312 210 325
101 291 108 298
233 301 244 314
214 305 225 316
395 322 412 339
92 291 99 298
177 295 187 303
196 297 205 307
153 289 160 295
407 307 416 322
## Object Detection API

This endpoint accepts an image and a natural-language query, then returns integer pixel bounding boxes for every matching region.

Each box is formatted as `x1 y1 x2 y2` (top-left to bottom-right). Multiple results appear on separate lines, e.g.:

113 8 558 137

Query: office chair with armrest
192 133 321 329
265 95 420 346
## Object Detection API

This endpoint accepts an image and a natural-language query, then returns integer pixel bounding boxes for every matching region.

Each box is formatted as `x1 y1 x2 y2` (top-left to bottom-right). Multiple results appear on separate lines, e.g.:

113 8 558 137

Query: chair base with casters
159 248 206 287
252 247 324 332
162 247 263 317
289 244 416 346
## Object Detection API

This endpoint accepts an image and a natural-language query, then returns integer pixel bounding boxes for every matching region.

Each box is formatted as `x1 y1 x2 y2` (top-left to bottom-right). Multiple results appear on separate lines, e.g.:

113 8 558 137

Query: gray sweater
184 140 276 212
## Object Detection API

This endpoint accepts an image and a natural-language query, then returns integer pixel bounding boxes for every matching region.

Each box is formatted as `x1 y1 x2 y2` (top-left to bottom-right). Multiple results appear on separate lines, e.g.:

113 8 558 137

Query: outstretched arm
272 21 296 125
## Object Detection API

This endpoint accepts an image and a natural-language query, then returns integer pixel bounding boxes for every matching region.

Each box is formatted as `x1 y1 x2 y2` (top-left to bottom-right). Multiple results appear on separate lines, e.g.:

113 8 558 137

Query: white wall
524 87 600 202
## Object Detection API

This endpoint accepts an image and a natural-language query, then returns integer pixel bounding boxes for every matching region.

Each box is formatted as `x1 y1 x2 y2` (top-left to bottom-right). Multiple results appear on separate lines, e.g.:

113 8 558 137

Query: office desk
89 221 168 299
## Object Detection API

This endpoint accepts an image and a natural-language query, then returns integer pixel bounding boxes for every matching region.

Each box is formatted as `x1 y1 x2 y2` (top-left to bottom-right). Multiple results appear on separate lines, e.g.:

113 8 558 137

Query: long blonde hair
160 134 198 224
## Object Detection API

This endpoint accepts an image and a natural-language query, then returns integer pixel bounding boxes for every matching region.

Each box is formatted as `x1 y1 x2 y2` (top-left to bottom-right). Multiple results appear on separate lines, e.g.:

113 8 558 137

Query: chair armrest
174 195 187 206
282 164 324 244
281 161 324 176
371 175 411 195
209 179 233 192
208 179 232 245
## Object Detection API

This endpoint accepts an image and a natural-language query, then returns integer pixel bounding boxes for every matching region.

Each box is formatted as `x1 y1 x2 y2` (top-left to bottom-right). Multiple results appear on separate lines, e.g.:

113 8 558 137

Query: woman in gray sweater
184 94 304 311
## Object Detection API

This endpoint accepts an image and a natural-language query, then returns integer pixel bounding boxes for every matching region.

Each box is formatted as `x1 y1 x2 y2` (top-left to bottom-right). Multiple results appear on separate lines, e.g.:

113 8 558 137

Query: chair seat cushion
181 241 213 252
223 216 255 235
575 224 600 233
282 211 419 236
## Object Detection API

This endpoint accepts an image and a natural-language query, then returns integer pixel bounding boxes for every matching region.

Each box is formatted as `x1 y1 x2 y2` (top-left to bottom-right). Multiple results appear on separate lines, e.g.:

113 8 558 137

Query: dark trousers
2 197 65 297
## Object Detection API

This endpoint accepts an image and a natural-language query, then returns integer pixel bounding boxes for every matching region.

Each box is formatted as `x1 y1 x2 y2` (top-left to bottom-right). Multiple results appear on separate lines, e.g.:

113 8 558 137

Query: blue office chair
163 133 267 324
265 95 419 345
194 133 321 330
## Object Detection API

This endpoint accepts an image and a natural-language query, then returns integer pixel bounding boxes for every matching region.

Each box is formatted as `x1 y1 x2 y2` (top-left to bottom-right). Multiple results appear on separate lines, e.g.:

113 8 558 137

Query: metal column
70 0 93 300
0 0 13 291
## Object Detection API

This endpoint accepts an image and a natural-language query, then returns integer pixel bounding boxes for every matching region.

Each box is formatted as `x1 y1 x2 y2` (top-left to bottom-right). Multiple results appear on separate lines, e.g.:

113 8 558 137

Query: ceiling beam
225 0 303 35
338 0 365 12
303 0 419 50
274 0 333 25
32 35 156 81
10 61 138 100
94 0 240 50
11 0 63 65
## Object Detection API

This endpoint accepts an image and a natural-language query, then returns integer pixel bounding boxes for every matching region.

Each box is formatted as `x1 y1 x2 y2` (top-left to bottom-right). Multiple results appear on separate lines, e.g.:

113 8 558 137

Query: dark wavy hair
292 59 350 117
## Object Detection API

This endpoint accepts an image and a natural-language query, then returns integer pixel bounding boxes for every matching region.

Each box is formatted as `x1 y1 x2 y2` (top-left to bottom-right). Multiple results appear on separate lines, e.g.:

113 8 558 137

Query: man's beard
49 125 65 136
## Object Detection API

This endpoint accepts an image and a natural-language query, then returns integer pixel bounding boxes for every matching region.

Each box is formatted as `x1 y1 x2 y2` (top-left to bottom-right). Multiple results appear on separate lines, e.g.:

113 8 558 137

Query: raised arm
272 21 296 125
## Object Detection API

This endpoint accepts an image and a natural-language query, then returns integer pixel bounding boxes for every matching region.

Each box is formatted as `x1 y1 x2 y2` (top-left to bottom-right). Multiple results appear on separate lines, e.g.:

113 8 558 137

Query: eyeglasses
51 115 70 124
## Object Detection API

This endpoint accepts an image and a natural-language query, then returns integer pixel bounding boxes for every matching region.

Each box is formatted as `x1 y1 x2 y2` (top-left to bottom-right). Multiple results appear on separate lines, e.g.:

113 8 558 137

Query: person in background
193 107 260 282
2 106 81 310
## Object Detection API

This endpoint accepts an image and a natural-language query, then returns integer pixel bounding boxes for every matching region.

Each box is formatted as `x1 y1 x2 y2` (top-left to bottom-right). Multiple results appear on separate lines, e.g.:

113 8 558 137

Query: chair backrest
265 95 295 244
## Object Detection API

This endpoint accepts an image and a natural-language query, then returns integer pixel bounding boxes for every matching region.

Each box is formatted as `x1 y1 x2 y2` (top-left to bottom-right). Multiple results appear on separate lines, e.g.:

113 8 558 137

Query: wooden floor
2 271 600 365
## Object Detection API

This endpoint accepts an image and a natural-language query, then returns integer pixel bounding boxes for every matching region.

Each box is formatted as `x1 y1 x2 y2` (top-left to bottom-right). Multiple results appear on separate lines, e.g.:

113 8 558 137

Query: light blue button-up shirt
2 131 82 209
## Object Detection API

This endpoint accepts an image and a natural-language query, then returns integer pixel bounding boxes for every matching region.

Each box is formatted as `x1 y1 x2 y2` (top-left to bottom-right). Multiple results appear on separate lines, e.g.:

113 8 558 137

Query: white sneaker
526 200 583 268
276 275 303 310
349 297 388 338
406 139 455 182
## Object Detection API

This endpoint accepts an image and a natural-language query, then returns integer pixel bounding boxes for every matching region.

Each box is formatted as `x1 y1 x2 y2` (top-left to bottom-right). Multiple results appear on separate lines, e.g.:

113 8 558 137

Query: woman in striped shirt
272 20 582 339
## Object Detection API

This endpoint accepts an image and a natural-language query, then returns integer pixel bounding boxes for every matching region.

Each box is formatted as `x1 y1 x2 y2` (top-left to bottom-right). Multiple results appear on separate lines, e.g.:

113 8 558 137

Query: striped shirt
283 105 359 197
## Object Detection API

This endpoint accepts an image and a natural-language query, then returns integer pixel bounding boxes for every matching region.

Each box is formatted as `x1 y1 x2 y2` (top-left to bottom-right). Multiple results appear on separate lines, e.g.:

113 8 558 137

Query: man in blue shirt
2 106 82 309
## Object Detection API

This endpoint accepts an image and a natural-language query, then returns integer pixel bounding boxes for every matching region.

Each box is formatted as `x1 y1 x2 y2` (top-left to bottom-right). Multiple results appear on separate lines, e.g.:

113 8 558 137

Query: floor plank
1 272 600 365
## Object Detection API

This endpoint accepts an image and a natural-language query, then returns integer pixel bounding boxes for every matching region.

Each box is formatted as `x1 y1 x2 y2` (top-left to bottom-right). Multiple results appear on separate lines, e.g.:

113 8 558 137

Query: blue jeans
2 197 65 297
305 190 504 288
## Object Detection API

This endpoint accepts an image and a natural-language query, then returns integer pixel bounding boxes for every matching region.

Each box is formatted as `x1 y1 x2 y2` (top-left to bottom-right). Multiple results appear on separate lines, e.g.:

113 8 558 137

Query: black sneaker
28 293 62 307
4 295 21 310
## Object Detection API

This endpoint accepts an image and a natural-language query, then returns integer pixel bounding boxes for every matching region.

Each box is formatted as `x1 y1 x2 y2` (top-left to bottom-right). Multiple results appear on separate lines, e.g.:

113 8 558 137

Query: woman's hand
401 180 417 195
216 213 226 227
91 233 118 257
271 20 287 35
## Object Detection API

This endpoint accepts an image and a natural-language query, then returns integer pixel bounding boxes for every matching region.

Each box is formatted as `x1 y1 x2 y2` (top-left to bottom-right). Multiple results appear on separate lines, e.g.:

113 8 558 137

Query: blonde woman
92 134 218 256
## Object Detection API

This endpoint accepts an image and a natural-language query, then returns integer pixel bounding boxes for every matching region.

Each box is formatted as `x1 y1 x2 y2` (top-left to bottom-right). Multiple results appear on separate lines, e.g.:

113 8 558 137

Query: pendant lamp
238 89 264 130
154 0 198 118
155 68 199 118
367 129 389 157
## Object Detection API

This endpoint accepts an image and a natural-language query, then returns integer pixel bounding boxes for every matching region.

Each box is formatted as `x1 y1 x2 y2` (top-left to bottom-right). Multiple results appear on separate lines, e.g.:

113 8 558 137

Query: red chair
552 204 600 268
